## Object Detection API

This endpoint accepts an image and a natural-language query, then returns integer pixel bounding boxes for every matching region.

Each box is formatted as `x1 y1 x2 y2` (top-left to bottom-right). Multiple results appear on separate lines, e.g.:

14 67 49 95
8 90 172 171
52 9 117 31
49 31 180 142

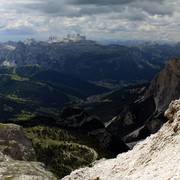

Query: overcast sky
0 0 180 42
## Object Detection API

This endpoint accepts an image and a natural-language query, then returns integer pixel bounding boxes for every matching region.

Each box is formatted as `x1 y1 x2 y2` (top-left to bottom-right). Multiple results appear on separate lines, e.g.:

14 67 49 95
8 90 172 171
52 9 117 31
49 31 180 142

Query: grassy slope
0 65 110 178
0 65 107 121
24 126 113 179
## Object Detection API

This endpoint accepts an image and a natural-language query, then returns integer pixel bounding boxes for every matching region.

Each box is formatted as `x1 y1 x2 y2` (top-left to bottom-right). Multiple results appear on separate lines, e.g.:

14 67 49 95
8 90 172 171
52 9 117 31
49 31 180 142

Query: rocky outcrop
0 123 56 179
106 96 156 145
0 123 35 161
106 57 180 143
57 107 129 154
143 57 180 133
63 100 180 180
0 153 56 180
106 96 155 138
58 107 104 130
145 57 180 112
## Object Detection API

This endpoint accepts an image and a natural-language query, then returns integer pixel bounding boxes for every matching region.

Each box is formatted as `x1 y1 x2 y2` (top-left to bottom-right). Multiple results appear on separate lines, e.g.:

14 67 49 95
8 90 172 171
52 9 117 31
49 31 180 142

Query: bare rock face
165 100 180 131
0 123 35 161
62 100 180 180
145 57 180 112
0 124 56 179
58 107 129 154
142 57 180 134
0 152 56 180
58 107 104 130
107 58 180 143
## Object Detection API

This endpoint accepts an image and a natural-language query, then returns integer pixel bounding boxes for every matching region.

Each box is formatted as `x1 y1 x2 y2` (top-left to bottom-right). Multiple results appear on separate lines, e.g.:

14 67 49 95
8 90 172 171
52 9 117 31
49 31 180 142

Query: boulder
0 123 56 179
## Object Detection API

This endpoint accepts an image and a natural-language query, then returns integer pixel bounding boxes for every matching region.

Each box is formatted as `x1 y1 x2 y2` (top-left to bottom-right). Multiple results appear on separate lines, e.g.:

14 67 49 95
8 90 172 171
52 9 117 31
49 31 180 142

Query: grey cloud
71 0 134 6
109 6 148 21
12 1 119 17
71 0 171 18
133 0 174 16
79 6 113 16
11 1 81 17
1 0 180 42
71 0 166 6
7 0 171 18
19 1 70 15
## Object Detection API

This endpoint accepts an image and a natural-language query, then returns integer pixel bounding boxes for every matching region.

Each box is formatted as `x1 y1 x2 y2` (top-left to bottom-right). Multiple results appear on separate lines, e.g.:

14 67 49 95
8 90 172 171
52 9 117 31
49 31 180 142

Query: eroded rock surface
107 58 180 142
0 123 35 161
58 107 129 154
0 123 56 179
145 57 180 112
63 100 180 180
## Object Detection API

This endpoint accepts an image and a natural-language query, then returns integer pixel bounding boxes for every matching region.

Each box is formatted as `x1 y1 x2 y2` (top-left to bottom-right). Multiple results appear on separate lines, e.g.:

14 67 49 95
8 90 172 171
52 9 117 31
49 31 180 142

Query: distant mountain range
2 34 180 86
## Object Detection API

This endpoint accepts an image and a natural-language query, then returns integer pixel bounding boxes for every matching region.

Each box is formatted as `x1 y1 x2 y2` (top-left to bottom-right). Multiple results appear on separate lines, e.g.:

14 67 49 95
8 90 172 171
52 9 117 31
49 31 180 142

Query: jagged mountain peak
63 100 180 180
145 57 180 112
48 33 86 43
23 38 37 46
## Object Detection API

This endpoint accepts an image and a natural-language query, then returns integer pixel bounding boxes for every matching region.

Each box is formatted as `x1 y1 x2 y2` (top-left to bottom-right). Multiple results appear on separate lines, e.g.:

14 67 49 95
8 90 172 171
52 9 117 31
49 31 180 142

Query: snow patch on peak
63 100 180 180
23 38 36 46
48 34 86 43
3 44 16 51
1 60 16 67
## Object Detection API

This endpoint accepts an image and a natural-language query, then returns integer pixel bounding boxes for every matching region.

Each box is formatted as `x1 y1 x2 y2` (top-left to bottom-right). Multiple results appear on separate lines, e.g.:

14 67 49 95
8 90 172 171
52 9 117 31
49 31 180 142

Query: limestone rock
62 100 180 180
145 57 180 112
0 152 56 180
107 58 180 142
0 123 35 161
0 123 57 179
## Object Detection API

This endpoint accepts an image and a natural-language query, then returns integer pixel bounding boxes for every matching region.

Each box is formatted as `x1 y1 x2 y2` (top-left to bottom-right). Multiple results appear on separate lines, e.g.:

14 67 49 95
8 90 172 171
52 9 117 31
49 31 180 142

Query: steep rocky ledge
145 57 180 112
0 123 56 179
58 107 129 154
63 100 180 180
107 57 180 142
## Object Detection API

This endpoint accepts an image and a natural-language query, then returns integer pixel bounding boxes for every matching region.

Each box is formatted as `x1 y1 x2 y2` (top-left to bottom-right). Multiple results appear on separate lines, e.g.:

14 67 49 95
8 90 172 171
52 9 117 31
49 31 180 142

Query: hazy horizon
0 34 178 45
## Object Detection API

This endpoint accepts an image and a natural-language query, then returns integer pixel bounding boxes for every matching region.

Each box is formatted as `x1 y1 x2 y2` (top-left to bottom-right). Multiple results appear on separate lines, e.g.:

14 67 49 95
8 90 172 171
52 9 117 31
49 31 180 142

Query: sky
0 0 180 42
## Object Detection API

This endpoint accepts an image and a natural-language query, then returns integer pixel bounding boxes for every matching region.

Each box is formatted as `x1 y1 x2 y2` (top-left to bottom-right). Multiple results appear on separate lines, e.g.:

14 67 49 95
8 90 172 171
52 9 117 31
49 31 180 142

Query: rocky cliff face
0 123 56 179
0 123 35 161
57 107 129 154
145 57 180 112
63 100 180 180
107 57 180 142
143 57 180 133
